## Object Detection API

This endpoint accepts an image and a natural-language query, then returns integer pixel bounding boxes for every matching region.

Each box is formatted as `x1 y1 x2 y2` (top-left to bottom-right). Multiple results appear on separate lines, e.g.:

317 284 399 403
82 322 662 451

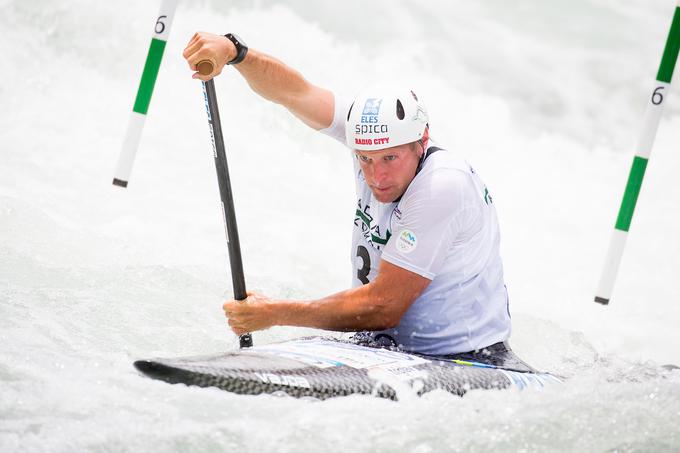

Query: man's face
355 143 423 203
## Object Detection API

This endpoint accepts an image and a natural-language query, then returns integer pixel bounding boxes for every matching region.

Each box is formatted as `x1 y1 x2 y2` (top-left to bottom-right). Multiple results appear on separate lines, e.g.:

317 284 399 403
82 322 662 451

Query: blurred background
1 0 679 451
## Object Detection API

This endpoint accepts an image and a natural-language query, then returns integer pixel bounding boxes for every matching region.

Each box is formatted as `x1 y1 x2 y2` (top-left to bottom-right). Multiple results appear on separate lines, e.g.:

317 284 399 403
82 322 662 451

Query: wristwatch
224 33 248 65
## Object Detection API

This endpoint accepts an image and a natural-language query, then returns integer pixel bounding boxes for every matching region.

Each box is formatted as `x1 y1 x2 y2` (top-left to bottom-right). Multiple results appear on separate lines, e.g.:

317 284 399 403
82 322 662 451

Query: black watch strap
224 33 248 65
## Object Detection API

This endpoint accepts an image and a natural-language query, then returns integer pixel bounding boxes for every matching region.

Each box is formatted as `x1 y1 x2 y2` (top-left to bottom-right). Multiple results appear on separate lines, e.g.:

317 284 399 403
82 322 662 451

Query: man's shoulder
415 148 473 190
397 146 482 213
422 144 473 175
318 91 349 145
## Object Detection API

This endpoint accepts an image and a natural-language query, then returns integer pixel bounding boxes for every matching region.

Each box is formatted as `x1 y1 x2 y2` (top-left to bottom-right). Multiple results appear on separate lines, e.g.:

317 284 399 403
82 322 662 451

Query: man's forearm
235 49 334 130
235 49 308 106
184 33 334 130
273 284 400 332
223 261 430 336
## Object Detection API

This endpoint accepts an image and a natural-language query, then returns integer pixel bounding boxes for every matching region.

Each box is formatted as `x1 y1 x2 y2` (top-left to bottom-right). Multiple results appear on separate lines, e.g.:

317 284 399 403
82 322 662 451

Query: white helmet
345 86 429 151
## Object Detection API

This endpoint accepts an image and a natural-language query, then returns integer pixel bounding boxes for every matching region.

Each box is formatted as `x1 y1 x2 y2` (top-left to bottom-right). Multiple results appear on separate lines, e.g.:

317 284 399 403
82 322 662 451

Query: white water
2 0 680 451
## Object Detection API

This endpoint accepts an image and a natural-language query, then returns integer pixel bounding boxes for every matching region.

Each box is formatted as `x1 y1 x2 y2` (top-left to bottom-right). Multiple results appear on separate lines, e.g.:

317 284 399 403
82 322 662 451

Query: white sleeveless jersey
321 94 511 355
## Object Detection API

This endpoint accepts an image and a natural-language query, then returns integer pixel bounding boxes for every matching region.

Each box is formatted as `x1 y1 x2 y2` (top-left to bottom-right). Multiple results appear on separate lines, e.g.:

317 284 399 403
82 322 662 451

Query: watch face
231 34 246 46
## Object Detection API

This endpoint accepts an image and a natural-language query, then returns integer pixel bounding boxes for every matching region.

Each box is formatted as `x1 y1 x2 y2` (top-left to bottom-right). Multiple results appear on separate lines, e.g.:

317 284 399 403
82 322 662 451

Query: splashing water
2 0 680 451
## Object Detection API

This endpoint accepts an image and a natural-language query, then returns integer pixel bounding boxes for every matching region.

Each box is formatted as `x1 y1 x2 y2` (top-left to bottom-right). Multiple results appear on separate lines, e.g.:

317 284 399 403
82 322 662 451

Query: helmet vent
396 100 405 120
347 101 355 122
411 90 418 101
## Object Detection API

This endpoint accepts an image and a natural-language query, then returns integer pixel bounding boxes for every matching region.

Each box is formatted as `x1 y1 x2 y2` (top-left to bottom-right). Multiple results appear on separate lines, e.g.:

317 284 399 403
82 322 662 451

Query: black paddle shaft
201 79 253 348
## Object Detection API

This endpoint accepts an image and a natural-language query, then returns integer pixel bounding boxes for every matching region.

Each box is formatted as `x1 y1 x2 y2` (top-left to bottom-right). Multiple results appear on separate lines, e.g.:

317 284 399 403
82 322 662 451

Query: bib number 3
356 245 371 285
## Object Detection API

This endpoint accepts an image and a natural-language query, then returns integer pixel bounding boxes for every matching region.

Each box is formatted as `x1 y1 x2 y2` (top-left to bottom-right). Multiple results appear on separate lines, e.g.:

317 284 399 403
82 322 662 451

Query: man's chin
371 190 397 203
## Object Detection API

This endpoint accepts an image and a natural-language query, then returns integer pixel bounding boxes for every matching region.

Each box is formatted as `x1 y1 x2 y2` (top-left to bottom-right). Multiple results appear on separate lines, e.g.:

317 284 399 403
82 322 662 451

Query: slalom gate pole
595 1 680 305
199 61 253 348
113 0 179 188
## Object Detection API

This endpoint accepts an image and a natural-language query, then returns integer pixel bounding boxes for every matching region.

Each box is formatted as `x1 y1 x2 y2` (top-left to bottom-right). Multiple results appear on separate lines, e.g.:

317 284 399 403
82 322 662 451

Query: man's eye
384 155 396 161
359 155 371 163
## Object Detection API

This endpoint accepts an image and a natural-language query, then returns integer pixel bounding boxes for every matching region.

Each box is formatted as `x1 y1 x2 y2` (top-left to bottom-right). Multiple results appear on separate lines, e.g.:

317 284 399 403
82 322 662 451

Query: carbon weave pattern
135 338 521 400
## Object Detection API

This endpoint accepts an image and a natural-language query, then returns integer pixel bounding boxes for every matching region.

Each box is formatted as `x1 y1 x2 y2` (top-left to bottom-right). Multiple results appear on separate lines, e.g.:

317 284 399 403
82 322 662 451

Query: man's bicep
288 84 335 130
372 259 431 325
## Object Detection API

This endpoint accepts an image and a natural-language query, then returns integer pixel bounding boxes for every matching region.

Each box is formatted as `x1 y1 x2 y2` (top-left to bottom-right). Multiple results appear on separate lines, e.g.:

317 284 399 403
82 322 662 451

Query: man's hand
183 32 235 81
223 291 277 335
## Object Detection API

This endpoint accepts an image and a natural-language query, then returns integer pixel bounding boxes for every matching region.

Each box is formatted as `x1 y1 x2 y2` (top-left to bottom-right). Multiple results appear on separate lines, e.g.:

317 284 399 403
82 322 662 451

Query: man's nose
372 162 388 186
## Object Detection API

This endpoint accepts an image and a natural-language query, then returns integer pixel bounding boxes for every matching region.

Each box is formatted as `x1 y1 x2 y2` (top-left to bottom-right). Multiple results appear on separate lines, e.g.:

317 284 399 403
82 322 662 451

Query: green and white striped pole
113 0 179 188
595 1 680 305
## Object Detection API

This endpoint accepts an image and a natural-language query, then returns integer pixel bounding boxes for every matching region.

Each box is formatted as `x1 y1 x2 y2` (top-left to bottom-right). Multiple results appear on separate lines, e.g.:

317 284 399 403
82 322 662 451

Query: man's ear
422 126 430 147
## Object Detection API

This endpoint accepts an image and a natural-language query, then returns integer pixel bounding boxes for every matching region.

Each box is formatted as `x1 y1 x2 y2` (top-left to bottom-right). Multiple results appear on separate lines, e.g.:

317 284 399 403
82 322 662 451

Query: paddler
183 32 530 369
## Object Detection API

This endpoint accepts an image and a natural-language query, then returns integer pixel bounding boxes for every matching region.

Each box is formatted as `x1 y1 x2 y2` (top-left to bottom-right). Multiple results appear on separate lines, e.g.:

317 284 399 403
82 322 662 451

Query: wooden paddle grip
197 60 214 76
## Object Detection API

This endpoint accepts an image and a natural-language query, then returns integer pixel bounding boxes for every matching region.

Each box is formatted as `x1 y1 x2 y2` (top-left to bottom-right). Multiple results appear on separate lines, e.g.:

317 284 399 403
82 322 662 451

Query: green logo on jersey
355 201 392 247
484 187 493 205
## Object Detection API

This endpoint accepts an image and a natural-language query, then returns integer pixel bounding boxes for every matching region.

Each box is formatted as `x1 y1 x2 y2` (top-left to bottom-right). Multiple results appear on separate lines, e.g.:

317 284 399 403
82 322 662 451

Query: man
183 32 525 367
